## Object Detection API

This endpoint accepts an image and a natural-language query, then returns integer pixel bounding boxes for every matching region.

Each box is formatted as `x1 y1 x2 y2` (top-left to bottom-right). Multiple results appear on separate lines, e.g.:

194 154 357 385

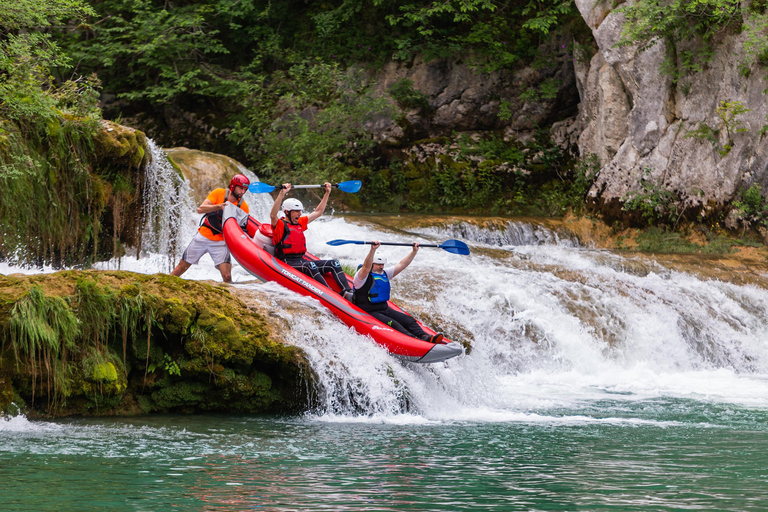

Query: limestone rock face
576 51 631 164
571 0 768 218
164 147 251 205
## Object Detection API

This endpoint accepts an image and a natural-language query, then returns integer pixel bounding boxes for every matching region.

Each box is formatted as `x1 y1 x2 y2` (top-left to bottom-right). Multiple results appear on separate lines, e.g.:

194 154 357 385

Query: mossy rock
151 381 211 411
93 362 118 382
156 298 194 334
0 270 310 417
93 121 149 169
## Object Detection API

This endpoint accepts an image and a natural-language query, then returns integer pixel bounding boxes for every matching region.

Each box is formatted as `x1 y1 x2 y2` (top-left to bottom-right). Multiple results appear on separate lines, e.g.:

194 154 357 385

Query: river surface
3 147 768 510
2 405 768 511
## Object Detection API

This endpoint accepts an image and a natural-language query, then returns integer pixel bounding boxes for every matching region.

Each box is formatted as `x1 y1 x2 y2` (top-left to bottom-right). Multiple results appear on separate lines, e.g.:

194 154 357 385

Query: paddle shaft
362 241 441 248
283 184 339 189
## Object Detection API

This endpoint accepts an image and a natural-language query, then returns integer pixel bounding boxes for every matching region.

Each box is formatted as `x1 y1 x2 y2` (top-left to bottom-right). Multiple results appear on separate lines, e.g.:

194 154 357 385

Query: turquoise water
3 398 768 511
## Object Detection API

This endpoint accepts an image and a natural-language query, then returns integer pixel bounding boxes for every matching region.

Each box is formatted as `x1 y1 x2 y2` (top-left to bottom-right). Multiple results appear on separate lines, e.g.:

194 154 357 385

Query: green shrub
389 78 431 112
733 184 768 227
622 168 681 226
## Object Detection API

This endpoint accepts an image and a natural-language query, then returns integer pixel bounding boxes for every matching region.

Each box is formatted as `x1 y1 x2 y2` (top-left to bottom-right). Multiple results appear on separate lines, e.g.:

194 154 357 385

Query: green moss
165 153 184 179
93 122 148 168
151 381 210 410
131 144 145 167
1 118 149 267
156 298 193 334
0 271 308 417
93 362 118 382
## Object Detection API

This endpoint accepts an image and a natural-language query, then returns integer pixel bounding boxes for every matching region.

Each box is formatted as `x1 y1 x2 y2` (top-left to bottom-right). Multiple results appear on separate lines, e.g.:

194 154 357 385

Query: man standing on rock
171 174 250 283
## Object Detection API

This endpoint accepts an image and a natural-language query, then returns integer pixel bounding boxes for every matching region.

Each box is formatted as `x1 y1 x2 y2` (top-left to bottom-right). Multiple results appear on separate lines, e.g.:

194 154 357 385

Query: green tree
230 61 394 182
0 0 99 124
617 0 743 80
383 0 576 69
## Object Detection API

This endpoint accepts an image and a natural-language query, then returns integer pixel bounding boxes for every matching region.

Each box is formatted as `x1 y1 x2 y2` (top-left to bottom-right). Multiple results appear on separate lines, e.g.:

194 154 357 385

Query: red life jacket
200 190 243 235
274 218 307 258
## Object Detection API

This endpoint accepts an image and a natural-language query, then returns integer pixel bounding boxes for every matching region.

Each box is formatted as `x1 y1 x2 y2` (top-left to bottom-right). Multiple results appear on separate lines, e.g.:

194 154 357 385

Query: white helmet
373 255 387 265
282 198 303 212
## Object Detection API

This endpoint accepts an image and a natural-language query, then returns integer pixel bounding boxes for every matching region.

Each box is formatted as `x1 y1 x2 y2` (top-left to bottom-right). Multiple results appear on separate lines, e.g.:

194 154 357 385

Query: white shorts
181 233 231 266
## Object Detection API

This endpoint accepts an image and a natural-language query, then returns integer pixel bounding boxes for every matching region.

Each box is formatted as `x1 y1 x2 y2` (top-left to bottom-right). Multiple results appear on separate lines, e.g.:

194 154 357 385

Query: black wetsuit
281 256 351 294
274 216 351 295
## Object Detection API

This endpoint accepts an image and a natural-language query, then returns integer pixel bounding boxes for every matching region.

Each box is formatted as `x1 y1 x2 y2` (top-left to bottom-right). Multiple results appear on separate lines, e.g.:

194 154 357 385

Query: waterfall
100 141 273 273
250 216 768 421
410 220 581 247
136 140 196 272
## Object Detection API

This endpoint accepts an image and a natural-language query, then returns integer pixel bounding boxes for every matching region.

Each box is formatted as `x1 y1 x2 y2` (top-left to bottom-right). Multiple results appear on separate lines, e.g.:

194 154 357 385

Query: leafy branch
684 100 751 156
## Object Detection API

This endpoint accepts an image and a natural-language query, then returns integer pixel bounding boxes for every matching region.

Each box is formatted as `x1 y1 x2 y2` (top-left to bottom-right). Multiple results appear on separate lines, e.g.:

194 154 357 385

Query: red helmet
229 174 250 192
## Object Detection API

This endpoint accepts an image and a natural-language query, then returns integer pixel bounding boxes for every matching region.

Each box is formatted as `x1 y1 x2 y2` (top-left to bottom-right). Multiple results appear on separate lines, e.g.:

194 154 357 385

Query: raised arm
270 183 291 227
394 243 419 275
306 182 332 223
357 241 381 282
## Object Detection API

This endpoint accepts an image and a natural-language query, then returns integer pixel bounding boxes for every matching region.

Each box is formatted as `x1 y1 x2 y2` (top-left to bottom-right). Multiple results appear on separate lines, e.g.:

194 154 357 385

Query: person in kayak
353 241 444 344
170 174 250 283
271 183 353 299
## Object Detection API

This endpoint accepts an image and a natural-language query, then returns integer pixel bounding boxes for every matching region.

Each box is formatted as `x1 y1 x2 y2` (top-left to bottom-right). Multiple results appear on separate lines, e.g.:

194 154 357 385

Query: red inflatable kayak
222 204 463 363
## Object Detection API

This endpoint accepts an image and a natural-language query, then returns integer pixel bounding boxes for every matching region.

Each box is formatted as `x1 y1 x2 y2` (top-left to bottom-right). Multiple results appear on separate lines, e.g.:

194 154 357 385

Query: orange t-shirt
198 188 250 241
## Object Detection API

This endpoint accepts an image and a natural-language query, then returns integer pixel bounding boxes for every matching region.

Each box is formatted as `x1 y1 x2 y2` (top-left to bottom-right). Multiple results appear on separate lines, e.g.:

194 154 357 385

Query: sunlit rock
164 147 251 204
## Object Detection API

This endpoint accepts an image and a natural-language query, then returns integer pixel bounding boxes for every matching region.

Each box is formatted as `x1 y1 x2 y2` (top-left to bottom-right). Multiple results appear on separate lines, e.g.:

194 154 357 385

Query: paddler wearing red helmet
170 174 251 283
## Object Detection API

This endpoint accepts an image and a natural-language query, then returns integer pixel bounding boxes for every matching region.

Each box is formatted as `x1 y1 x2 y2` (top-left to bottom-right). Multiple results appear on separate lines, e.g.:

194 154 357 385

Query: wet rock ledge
0 271 310 418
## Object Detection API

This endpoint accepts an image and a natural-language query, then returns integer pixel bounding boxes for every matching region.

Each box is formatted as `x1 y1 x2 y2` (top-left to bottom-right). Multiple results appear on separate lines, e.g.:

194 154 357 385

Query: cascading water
9 139 768 422
409 219 581 247
137 139 196 271
251 215 768 421
95 141 272 275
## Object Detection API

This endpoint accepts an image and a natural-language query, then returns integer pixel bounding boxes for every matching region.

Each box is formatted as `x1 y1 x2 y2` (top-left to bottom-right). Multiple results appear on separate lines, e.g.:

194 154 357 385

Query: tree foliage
229 61 394 182
382 0 576 69
616 0 768 80
0 0 100 125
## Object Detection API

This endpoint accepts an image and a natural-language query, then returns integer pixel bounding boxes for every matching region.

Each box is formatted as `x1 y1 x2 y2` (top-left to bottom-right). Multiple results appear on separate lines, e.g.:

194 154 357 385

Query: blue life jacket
354 270 390 312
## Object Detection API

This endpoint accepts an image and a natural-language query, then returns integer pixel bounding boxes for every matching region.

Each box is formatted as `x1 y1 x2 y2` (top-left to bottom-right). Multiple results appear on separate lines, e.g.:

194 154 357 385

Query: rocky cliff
365 34 580 144
566 0 768 224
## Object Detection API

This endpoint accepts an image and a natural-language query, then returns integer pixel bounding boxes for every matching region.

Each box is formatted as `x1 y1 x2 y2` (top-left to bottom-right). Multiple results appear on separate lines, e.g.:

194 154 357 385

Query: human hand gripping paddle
326 239 470 255
249 180 362 194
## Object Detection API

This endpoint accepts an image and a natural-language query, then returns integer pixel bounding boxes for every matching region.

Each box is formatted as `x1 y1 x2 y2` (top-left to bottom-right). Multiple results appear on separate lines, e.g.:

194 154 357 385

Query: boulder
164 147 251 205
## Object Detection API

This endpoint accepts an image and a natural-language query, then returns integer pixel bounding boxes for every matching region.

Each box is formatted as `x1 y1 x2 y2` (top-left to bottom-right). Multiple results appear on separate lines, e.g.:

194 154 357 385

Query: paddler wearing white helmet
352 240 444 344
270 183 353 300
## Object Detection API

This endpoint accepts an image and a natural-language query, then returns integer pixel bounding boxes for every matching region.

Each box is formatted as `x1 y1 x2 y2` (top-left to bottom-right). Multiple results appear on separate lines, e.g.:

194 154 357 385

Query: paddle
249 180 362 194
326 239 470 255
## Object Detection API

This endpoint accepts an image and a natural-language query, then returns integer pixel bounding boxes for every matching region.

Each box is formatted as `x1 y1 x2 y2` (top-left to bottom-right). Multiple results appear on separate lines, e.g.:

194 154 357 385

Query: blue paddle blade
438 239 470 255
249 182 276 193
326 239 365 246
336 180 362 193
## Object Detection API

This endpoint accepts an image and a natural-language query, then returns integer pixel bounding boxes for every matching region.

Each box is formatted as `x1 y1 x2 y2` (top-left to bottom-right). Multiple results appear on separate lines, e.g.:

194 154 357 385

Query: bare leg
170 260 191 277
217 262 232 283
